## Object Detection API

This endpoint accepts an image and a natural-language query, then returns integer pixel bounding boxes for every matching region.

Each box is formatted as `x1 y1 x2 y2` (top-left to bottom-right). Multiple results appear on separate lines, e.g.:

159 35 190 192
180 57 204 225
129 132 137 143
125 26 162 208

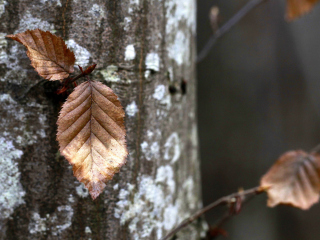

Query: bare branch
161 187 263 240
197 0 268 63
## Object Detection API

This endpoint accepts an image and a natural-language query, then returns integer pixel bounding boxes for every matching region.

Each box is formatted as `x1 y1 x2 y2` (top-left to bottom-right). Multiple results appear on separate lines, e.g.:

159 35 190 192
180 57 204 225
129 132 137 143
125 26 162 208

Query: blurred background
197 0 320 239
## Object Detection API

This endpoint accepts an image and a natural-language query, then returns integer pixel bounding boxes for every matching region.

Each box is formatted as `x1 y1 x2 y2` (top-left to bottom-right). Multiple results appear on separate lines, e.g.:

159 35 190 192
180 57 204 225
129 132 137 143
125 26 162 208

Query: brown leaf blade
286 0 320 21
57 80 128 199
7 29 75 81
260 150 320 210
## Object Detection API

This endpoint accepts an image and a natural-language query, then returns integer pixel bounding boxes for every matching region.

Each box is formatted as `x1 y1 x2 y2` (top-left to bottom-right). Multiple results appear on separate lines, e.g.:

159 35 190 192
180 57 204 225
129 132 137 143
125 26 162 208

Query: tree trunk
0 0 203 239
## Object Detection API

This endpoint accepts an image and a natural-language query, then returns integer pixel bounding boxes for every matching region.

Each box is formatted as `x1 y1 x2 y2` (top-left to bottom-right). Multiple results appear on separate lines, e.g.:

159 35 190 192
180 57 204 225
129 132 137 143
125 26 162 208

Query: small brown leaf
260 150 320 210
286 0 320 21
57 80 128 199
7 29 75 81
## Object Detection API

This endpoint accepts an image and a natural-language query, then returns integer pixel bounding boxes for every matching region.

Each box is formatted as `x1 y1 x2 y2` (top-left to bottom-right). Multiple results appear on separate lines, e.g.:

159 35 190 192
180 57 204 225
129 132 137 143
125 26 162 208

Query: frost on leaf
7 29 75 81
57 80 128 199
260 150 320 210
286 0 320 21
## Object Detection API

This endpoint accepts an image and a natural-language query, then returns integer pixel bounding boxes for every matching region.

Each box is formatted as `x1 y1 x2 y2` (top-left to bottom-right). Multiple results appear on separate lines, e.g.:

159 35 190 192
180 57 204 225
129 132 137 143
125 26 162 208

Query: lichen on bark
0 0 202 239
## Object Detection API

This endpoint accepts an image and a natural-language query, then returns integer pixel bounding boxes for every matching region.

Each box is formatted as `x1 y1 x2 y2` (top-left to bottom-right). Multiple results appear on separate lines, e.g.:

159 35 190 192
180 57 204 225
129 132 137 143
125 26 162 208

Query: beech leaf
7 29 75 81
57 80 128 199
286 0 320 21
260 150 320 210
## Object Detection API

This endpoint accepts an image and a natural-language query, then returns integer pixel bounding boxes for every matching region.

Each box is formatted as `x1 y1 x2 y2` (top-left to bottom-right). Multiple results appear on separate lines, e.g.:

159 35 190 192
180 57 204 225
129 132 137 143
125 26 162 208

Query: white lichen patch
153 85 165 100
165 0 195 65
65 39 91 67
29 212 47 234
29 205 74 236
128 0 140 13
0 32 7 62
52 205 74 235
0 45 27 84
68 194 75 203
40 0 62 6
146 53 160 72
147 130 154 138
160 95 171 110
140 141 148 155
125 44 136 61
165 0 196 34
114 172 175 239
76 183 89 198
16 11 55 33
144 70 151 79
191 124 198 163
164 132 181 163
0 0 7 17
183 177 196 209
0 93 14 103
114 163 195 239
113 183 119 190
85 226 92 234
123 17 132 31
153 85 171 110
89 4 105 26
100 65 121 83
141 141 160 161
167 30 190 66
0 138 25 219
156 165 175 194
163 204 178 230
126 101 138 117
0 94 25 121
1 94 48 145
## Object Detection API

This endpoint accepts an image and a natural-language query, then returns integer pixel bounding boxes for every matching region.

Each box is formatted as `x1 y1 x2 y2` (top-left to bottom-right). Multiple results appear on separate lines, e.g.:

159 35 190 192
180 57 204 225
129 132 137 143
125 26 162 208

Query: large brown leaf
286 0 320 21
260 150 320 210
57 80 128 199
7 29 75 81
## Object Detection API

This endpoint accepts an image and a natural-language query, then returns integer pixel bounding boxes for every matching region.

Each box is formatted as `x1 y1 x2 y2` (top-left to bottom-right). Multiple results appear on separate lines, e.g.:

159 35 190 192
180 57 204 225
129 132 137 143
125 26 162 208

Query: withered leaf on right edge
57 80 128 200
286 0 320 21
260 150 320 210
7 29 75 81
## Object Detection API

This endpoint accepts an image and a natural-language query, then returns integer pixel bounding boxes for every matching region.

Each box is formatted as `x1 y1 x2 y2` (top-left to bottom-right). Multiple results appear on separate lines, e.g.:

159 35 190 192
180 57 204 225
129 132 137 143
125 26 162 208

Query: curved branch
161 186 264 240
197 0 268 63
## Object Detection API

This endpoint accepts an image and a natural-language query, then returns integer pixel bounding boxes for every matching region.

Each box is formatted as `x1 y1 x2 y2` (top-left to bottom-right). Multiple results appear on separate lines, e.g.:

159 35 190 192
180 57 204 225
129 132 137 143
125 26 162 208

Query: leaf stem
160 186 263 240
62 64 97 86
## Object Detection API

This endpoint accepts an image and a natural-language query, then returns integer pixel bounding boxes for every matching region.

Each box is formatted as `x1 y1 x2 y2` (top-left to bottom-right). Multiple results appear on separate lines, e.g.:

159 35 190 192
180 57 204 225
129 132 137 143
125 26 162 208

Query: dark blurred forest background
197 0 320 239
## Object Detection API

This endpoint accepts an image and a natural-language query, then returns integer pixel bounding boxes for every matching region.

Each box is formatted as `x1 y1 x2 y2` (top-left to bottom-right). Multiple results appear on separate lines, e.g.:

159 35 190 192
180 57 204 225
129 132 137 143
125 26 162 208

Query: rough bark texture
0 0 203 239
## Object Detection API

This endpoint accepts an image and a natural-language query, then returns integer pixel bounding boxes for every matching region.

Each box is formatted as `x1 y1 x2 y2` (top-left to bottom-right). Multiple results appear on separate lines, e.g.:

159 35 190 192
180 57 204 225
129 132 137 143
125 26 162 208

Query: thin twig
209 188 261 239
17 79 47 100
197 0 268 63
311 143 320 154
207 211 230 239
66 72 85 85
160 187 263 240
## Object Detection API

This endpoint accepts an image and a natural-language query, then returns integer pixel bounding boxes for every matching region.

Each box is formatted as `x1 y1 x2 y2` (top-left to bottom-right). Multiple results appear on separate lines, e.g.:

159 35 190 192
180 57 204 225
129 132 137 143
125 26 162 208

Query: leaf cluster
7 29 128 200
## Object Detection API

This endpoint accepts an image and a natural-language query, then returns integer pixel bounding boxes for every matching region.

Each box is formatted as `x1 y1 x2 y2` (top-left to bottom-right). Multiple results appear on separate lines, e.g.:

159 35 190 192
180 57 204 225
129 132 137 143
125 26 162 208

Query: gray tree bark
0 0 203 239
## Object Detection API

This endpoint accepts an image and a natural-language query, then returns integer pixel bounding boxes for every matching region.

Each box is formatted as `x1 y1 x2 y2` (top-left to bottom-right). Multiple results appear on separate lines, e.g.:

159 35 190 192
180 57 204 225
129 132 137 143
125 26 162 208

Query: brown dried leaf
286 0 320 21
7 29 75 81
57 80 128 199
260 150 320 210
